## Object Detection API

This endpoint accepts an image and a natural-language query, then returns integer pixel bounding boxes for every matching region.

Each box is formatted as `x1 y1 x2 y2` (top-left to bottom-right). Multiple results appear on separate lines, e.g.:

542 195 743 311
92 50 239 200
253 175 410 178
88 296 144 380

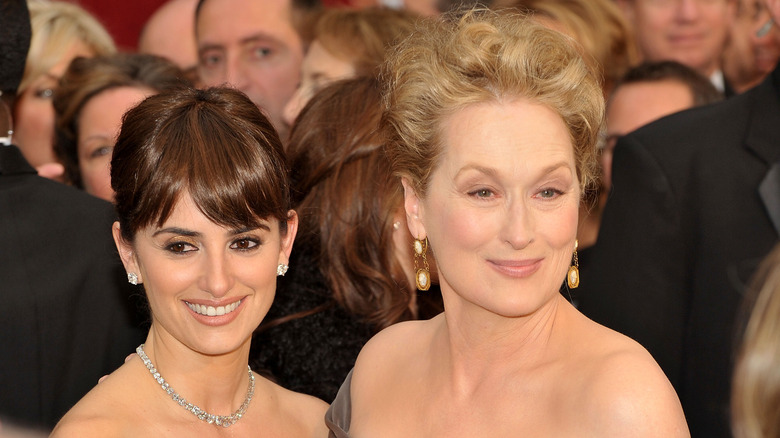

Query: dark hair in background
54 53 189 187
287 76 415 329
613 60 723 106
112 86 291 243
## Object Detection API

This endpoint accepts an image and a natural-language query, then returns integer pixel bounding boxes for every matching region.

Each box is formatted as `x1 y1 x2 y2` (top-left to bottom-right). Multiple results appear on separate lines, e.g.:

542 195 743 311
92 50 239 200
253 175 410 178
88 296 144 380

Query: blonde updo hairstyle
492 0 639 96
19 0 115 94
382 9 604 198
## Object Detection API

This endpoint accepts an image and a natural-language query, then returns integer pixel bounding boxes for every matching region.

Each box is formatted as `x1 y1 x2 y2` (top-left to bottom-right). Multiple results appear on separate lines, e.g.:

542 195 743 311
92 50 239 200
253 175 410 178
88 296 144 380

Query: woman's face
404 100 579 318
13 41 94 171
281 40 356 127
77 86 154 201
114 194 297 356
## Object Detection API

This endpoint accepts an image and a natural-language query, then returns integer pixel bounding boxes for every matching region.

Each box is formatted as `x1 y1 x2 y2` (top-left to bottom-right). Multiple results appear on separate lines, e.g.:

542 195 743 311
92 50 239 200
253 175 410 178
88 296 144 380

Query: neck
141 325 253 415
436 292 568 395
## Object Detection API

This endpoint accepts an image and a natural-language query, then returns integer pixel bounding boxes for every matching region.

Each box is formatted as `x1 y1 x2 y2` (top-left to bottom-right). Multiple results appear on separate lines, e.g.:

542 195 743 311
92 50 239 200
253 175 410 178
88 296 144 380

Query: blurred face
722 0 780 91
77 86 153 201
603 80 694 190
196 0 303 139
13 41 94 170
114 194 297 356
282 40 356 127
404 100 579 319
619 0 736 76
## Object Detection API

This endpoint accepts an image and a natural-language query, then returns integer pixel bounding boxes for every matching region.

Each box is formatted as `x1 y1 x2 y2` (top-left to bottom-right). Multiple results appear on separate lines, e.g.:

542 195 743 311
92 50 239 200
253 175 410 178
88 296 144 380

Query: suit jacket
577 66 780 437
0 145 146 430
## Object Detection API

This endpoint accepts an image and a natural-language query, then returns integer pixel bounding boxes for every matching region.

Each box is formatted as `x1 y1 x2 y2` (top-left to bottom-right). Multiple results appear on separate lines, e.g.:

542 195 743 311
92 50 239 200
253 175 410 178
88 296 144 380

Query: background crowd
2 0 780 436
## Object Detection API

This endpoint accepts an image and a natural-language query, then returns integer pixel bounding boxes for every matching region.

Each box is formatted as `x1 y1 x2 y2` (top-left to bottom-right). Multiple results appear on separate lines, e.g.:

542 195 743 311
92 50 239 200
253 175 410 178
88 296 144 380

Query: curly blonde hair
492 0 639 95
381 9 604 197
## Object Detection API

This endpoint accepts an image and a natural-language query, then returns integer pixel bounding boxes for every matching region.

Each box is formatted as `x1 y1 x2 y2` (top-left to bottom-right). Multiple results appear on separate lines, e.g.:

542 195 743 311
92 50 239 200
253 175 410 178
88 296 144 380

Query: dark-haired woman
51 87 327 437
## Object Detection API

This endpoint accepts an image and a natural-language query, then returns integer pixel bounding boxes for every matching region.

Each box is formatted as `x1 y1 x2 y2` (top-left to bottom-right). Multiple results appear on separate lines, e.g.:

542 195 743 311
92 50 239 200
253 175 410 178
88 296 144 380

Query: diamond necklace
136 344 255 428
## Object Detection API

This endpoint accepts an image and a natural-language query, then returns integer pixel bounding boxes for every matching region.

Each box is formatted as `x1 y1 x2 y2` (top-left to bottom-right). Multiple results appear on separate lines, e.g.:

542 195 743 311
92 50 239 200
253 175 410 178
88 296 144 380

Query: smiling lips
185 299 242 317
489 259 542 278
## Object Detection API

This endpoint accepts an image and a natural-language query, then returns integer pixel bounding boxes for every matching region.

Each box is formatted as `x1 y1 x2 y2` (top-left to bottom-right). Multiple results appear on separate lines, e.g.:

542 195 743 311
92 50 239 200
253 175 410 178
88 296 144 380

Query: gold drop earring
413 237 431 291
567 239 579 289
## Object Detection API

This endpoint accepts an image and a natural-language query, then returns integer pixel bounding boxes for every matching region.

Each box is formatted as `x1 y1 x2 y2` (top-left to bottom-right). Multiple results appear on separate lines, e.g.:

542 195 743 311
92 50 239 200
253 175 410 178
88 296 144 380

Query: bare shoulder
50 364 138 437
260 376 329 437
353 317 434 372
577 321 690 437
350 317 437 403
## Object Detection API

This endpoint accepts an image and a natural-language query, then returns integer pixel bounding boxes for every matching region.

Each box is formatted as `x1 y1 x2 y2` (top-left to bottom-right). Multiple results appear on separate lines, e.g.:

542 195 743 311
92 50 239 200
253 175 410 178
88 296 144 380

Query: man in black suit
576 0 780 435
0 1 145 430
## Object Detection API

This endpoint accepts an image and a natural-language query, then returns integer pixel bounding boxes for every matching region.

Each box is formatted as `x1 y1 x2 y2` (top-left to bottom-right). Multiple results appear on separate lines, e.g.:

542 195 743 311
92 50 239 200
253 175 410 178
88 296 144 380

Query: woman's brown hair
54 53 189 188
287 76 414 329
112 86 291 243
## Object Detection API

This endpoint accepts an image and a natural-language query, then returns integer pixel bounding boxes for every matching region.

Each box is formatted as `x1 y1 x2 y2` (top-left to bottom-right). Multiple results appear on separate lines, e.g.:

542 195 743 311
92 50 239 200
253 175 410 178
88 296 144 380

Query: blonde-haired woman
281 7 419 127
326 10 688 437
732 243 780 437
14 0 115 179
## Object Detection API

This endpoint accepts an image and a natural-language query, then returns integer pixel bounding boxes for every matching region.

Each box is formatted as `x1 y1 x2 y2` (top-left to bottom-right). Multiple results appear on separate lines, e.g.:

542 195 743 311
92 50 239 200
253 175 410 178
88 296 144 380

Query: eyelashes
163 236 262 255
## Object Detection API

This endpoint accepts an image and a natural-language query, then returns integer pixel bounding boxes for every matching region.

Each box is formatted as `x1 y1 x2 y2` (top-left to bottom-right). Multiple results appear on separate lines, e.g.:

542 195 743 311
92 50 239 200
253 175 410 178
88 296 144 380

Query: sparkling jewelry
393 221 401 231
277 263 289 276
127 272 138 285
136 344 254 428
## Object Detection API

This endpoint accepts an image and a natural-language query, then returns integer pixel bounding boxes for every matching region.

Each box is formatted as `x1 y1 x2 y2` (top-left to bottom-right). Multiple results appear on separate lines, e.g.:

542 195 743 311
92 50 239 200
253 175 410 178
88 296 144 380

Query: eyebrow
80 134 114 143
152 224 269 238
455 161 571 179
198 33 284 54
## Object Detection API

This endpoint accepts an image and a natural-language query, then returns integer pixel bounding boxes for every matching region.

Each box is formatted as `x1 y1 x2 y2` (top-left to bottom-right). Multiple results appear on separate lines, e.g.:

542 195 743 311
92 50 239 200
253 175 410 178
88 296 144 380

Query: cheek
425 197 497 254
16 97 54 131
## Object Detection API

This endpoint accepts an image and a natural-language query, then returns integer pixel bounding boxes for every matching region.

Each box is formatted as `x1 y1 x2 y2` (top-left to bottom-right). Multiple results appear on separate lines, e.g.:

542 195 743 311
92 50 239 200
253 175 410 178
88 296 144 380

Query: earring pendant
413 237 431 291
567 239 579 289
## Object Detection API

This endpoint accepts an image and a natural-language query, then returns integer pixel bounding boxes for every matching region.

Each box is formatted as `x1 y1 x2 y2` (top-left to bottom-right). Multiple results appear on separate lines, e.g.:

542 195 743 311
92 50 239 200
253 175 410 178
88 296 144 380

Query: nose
198 251 235 298
224 56 251 93
282 86 304 127
500 199 534 250
676 0 701 21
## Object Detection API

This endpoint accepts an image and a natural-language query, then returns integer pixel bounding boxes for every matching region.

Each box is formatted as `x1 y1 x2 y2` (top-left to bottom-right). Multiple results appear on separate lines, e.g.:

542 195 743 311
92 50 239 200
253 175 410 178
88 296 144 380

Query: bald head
138 0 198 69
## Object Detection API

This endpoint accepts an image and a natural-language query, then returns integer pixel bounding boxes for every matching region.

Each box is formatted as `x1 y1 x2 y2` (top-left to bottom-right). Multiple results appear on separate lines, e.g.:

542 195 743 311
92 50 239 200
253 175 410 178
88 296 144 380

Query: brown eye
231 238 259 251
166 242 195 253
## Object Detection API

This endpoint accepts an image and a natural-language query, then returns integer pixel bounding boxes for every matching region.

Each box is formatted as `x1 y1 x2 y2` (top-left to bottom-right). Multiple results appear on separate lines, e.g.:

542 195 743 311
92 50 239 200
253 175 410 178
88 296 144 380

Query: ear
401 177 426 240
279 210 298 264
112 222 142 283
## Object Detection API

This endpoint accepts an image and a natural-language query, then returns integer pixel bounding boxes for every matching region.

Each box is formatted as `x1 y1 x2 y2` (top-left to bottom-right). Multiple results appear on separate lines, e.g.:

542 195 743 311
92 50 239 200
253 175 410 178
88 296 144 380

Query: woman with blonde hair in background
281 6 419 127
14 0 115 180
732 243 780 437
